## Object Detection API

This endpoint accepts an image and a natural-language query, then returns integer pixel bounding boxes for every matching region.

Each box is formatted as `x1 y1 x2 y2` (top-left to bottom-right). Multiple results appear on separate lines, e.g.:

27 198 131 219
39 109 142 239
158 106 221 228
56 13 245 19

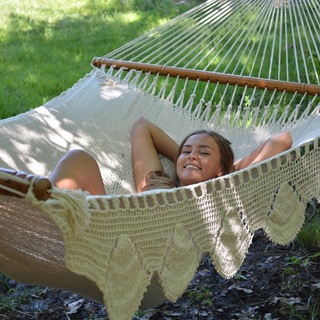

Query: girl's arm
233 131 292 171
131 116 179 193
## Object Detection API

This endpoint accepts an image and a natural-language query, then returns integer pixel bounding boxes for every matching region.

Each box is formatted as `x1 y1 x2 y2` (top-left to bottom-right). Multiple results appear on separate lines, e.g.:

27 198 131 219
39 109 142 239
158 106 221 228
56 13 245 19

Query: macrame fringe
26 188 91 235
102 65 319 130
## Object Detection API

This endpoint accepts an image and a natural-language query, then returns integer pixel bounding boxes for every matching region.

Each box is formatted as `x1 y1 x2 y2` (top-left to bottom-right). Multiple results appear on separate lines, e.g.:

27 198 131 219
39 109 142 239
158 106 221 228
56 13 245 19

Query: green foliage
185 286 213 307
298 203 320 249
0 275 35 313
0 0 203 118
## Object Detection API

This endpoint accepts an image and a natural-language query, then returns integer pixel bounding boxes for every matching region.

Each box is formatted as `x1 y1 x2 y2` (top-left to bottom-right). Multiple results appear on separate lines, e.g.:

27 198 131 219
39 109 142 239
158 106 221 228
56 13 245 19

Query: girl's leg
48 149 106 195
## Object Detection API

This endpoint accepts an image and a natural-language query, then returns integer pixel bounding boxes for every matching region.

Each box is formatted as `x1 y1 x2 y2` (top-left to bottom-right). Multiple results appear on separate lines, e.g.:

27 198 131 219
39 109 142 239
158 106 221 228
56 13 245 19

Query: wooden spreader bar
92 58 320 96
0 168 52 201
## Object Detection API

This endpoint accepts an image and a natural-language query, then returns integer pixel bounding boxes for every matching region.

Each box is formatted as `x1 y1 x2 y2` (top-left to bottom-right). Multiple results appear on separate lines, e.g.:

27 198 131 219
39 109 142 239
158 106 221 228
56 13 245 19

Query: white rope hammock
100 0 319 81
0 1 320 319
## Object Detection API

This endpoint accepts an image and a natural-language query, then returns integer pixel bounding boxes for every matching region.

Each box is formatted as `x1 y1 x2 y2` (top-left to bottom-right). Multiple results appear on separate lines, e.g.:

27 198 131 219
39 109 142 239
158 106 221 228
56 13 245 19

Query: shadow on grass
0 0 204 118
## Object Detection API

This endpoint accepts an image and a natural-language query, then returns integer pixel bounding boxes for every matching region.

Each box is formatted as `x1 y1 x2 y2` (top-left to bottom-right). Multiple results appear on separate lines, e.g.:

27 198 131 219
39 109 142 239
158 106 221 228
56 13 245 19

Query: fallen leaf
198 269 211 277
265 255 281 263
228 285 253 294
65 298 84 315
160 310 183 317
271 296 301 306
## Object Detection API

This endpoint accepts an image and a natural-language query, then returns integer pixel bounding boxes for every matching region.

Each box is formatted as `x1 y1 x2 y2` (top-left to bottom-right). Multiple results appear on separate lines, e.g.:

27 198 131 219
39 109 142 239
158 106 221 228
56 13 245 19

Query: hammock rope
92 0 320 125
102 0 319 85
91 58 320 95
1 1 320 320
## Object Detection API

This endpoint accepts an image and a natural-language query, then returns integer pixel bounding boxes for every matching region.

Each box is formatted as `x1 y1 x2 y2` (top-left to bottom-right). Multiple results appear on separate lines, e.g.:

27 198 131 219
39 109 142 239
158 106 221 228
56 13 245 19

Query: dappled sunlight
0 68 161 194
119 12 141 23
1 0 203 118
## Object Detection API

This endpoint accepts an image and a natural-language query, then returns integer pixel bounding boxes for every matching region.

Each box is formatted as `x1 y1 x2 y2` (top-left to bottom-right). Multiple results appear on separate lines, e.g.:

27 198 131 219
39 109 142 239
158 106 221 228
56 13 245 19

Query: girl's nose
188 151 197 159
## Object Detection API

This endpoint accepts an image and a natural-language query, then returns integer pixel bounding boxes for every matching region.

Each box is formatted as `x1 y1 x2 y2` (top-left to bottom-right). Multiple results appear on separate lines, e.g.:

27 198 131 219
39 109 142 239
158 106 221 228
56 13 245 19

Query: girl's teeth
186 165 200 170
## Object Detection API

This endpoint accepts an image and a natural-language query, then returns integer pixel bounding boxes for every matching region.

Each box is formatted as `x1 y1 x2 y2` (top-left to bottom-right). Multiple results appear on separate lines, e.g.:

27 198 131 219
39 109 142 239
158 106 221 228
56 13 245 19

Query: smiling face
176 133 224 186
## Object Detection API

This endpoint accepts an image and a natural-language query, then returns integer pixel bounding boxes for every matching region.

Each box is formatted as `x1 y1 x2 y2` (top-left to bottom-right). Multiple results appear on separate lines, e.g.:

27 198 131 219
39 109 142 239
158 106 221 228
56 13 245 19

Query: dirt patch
1 229 320 320
148 230 320 320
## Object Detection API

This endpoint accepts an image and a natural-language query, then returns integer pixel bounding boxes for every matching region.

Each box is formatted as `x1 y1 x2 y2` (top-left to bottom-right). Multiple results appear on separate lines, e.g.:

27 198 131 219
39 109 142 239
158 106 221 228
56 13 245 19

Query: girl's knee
54 149 100 180
62 149 97 166
50 149 103 193
64 149 92 159
275 131 292 150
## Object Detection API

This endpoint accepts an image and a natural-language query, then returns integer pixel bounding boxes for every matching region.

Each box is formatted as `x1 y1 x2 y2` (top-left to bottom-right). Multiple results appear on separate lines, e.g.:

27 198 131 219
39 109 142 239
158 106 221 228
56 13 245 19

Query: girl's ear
216 167 224 177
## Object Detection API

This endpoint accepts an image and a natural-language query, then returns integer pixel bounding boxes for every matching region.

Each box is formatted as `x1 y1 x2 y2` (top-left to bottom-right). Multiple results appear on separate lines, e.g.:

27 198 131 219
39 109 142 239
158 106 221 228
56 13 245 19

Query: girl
49 116 292 195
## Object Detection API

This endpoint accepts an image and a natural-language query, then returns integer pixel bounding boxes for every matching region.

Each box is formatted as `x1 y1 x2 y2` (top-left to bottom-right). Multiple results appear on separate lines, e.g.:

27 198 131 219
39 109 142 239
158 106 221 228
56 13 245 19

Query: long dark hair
142 130 234 192
176 130 234 175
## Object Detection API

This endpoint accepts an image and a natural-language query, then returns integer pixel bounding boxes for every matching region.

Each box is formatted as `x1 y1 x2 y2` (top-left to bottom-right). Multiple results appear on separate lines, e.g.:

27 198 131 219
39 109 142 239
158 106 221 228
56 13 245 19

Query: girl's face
176 133 223 186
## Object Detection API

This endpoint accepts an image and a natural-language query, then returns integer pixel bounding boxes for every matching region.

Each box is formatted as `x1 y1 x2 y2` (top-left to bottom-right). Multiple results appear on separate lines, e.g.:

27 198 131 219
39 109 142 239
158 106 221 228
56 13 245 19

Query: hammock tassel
33 188 91 236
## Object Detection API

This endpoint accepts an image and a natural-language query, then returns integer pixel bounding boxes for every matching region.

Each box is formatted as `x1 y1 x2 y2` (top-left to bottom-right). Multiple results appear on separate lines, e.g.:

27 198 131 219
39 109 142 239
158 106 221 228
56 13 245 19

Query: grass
298 202 320 249
0 0 203 118
1 0 318 122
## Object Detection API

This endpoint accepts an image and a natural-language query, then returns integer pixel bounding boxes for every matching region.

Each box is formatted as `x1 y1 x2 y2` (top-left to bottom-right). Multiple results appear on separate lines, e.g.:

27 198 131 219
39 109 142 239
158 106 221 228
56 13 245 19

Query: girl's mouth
185 164 201 170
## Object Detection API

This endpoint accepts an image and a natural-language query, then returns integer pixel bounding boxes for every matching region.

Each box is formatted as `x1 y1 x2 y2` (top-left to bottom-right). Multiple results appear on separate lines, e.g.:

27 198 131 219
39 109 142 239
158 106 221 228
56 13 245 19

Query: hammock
0 0 320 319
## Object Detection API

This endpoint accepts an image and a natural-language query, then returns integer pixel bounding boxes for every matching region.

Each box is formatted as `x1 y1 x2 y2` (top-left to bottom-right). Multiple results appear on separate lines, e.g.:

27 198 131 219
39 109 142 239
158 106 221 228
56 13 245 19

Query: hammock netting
0 0 319 319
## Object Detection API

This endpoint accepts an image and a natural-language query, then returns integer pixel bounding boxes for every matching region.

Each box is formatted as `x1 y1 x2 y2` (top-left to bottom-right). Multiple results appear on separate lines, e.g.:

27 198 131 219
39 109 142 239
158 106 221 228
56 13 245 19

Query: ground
1 229 320 320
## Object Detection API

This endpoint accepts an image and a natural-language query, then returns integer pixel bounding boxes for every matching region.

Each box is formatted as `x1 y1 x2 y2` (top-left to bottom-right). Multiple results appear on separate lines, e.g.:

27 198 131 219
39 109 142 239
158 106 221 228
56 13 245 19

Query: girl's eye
181 150 191 154
200 151 209 155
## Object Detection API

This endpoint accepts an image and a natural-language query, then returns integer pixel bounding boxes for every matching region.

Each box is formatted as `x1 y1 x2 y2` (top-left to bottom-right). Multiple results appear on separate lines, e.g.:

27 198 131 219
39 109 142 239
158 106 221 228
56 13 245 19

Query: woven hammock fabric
0 67 320 320
1 0 320 319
